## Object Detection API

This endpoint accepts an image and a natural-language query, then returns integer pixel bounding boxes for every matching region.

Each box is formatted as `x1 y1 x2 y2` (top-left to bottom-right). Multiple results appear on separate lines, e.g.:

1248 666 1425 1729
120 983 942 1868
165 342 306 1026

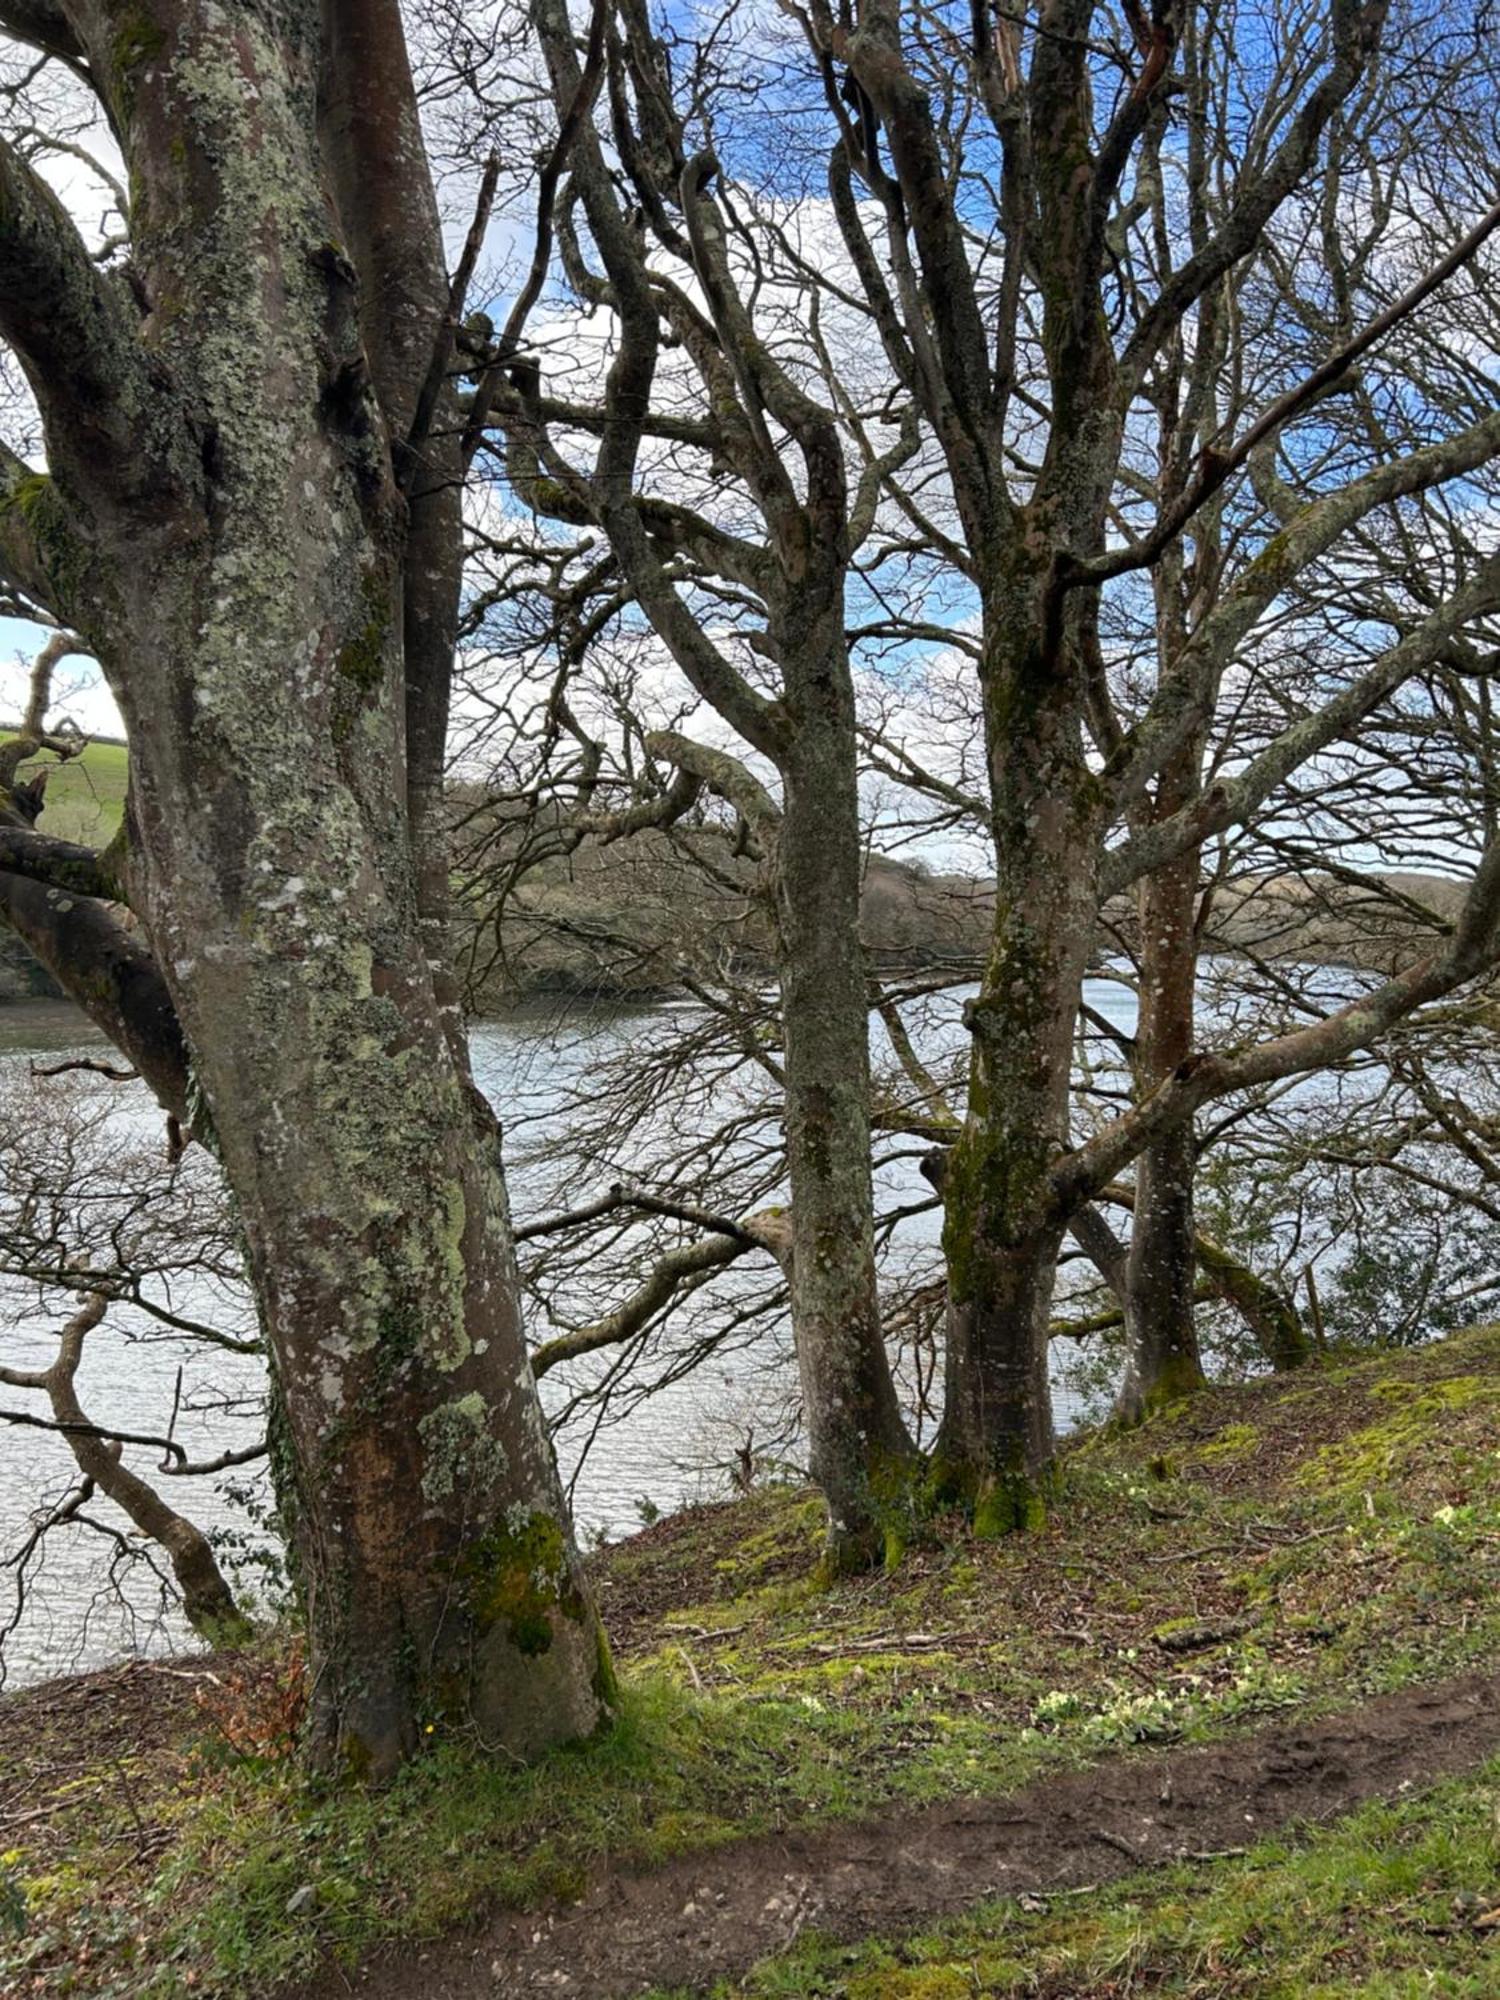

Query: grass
2 732 127 845
687 1763 1500 1997
6 1323 1500 1996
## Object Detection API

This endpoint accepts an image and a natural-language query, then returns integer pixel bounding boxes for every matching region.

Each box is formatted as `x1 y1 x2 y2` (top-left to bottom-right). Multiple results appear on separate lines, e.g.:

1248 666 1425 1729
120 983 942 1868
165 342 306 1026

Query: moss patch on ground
6 1323 1500 1995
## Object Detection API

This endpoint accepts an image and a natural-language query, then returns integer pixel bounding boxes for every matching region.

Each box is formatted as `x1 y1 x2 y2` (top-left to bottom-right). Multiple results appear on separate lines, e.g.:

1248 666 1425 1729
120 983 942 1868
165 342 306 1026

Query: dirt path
296 1667 1500 1999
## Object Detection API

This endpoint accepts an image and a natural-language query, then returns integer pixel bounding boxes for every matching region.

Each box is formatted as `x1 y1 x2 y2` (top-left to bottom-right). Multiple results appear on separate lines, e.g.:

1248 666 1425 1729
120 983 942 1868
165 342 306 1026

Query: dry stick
162 1439 268 1478
515 1182 761 1245
460 0 609 466
0 1801 72 1830
659 1621 749 1642
0 1405 189 1464
163 1364 183 1465
0 1404 265 1477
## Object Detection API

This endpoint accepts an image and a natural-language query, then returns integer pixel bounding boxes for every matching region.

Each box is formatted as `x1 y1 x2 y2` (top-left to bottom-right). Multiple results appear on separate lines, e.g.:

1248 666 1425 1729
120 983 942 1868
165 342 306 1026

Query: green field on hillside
1 733 127 844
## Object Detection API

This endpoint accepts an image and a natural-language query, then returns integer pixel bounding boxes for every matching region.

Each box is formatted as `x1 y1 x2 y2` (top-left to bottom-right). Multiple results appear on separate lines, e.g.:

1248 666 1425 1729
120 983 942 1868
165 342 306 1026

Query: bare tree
0 1294 252 1649
451 0 1500 1541
478 0 923 1570
763 0 1500 1525
0 1065 263 1673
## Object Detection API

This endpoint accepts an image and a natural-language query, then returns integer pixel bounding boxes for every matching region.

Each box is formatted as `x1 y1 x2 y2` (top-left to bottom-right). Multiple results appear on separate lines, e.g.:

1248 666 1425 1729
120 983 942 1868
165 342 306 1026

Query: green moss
844 1445 929 1579
974 1472 1048 1538
1139 1353 1210 1415
372 1302 421 1383
709 1492 822 1587
520 473 593 525
921 1446 1050 1539
112 12 165 76
1298 1376 1500 1496
3 471 51 518
461 1513 583 1658
1196 1422 1259 1462
1150 1613 1236 1646
109 10 167 124
0 473 89 617
336 567 390 695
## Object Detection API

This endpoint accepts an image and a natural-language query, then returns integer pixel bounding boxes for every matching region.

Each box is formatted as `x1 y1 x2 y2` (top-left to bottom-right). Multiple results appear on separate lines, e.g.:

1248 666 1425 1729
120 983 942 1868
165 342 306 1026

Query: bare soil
294 1664 1500 2000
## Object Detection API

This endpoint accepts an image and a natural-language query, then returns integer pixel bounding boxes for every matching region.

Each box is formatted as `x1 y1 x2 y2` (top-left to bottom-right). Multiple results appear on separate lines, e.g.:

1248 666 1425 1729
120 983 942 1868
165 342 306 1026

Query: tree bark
777 616 917 1570
1195 1235 1314 1372
1117 798 1209 1420
516 0 916 1573
933 576 1106 1528
0 0 610 1776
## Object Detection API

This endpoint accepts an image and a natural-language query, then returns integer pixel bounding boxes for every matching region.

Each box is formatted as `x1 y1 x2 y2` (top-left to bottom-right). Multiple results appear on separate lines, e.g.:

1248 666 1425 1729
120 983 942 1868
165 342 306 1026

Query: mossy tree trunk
1196 1234 1314 1371
835 5 1134 1525
931 567 1109 1526
0 0 609 1776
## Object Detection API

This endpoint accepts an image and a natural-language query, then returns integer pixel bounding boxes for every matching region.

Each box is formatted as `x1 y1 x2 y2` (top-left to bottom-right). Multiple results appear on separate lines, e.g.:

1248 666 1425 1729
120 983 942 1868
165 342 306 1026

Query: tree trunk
934 582 1105 1529
1118 837 1209 1420
1196 1234 1314 1372
777 618 916 1572
0 0 611 1777
932 1217 1066 1532
111 477 608 1780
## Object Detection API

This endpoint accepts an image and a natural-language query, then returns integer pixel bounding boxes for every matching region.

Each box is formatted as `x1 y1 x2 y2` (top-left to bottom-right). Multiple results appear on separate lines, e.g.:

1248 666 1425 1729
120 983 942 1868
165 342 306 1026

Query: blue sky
0 617 121 736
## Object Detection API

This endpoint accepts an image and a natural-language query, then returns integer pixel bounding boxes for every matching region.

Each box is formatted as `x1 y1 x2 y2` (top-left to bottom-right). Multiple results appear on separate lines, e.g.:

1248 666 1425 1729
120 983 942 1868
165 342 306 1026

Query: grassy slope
5 1325 1500 1996
1 733 127 844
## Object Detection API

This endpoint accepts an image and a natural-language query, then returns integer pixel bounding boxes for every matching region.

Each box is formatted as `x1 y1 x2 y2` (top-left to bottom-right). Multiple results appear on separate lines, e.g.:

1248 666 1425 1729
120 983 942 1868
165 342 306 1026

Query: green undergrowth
686 1759 1500 1998
6 1322 1500 1996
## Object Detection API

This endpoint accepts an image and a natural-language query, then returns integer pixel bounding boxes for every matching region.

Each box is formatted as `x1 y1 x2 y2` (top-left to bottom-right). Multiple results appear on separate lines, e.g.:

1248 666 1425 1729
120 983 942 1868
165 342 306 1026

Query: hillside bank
0 736 1475 1006
5 1324 1500 1995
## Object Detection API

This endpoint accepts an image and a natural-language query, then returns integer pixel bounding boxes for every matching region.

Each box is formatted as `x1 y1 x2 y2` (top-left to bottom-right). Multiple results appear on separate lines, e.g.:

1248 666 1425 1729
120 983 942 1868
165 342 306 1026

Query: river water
0 994 1104 1690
